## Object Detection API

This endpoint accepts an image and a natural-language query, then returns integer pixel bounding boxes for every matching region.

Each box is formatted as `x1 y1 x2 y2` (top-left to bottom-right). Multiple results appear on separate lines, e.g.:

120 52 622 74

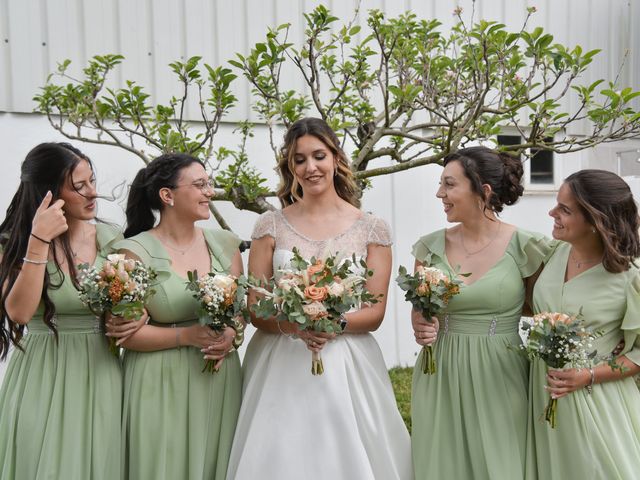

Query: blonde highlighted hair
277 117 361 208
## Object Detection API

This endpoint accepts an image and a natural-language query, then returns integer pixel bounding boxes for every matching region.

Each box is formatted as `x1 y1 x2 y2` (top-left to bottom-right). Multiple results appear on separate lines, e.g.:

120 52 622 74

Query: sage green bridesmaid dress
526 241 640 479
411 228 550 480
115 229 242 480
0 223 123 480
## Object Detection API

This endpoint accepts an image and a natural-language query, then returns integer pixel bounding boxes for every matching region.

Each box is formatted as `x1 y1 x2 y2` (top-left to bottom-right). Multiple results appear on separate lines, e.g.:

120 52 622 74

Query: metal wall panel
1 0 637 121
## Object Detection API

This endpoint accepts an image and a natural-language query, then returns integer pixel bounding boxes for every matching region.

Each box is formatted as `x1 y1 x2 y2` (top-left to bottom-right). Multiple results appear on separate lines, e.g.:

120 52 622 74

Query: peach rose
302 301 328 321
304 285 328 302
417 266 449 285
306 260 326 278
416 283 431 296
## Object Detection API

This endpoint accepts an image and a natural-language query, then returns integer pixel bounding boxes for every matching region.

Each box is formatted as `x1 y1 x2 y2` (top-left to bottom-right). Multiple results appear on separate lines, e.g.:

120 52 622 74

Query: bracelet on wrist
30 233 51 245
585 367 595 395
338 313 348 333
22 257 48 265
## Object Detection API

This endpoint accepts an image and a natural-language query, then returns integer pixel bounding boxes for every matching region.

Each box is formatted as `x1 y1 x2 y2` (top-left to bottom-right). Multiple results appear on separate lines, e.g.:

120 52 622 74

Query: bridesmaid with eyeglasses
110 153 244 480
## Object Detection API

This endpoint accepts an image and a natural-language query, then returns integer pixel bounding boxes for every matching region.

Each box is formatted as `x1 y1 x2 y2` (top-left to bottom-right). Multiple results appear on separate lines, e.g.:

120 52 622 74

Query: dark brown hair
0 143 93 358
443 146 524 213
277 117 360 208
565 169 640 273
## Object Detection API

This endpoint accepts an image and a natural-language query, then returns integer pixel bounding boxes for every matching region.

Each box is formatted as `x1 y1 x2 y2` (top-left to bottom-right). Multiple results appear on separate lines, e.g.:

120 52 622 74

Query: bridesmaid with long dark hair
114 153 243 480
526 170 640 479
0 143 130 479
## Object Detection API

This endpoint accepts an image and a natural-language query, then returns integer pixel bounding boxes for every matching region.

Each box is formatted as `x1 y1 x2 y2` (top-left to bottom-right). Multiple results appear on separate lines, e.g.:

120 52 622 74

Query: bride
226 117 412 480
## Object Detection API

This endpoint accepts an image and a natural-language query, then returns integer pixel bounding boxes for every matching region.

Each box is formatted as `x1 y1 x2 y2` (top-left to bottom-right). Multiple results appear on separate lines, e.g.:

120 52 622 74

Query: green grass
389 366 413 432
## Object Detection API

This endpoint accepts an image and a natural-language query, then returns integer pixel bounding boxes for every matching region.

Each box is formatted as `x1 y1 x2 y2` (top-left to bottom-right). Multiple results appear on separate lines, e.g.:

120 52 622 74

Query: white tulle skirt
226 330 413 480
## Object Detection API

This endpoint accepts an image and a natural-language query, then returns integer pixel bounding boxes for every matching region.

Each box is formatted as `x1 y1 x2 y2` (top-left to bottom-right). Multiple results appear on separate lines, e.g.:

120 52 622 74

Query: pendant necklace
158 231 200 255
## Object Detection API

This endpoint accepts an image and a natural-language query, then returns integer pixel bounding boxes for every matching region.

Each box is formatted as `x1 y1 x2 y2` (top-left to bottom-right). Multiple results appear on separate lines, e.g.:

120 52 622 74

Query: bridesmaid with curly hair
411 146 551 480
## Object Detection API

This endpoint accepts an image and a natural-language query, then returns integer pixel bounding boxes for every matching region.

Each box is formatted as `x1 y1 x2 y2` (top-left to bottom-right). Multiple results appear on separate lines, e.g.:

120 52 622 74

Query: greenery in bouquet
396 264 466 374
186 270 249 373
250 248 379 375
77 253 157 355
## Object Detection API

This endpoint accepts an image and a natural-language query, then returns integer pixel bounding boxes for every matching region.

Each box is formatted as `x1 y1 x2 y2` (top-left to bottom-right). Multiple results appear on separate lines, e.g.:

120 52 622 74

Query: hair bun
498 152 524 206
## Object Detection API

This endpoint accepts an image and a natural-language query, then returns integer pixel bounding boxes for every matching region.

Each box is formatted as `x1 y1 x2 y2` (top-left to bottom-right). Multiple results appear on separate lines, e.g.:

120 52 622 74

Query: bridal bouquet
251 248 379 376
516 311 597 428
186 270 248 373
78 253 157 356
396 265 465 374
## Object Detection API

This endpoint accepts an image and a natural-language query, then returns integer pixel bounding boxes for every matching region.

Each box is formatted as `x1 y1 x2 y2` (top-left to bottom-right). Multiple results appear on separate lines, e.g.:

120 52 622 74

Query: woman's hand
546 368 591 399
201 326 236 370
411 309 439 346
105 310 149 346
31 191 68 242
298 330 336 353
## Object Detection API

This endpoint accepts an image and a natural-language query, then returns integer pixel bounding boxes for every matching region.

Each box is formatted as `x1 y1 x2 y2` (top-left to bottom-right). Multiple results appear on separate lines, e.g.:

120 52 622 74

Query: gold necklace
157 231 200 255
460 222 502 257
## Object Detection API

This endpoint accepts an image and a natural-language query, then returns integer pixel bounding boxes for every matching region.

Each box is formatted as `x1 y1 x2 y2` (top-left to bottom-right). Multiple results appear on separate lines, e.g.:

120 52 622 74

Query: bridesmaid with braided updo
410 146 551 479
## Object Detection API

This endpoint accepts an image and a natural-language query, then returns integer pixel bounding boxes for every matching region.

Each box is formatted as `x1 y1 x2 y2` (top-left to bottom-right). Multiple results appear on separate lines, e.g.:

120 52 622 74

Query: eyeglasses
172 178 215 193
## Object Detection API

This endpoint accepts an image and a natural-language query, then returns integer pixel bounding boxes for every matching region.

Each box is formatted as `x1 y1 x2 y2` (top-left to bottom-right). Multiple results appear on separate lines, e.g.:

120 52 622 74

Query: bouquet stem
421 345 436 374
311 351 324 376
202 359 219 374
107 337 120 357
544 396 558 428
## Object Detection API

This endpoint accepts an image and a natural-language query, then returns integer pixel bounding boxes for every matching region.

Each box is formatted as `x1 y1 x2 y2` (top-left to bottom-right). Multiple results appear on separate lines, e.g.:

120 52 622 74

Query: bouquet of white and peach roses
515 311 598 428
396 265 466 374
78 253 157 356
186 270 249 373
251 248 379 376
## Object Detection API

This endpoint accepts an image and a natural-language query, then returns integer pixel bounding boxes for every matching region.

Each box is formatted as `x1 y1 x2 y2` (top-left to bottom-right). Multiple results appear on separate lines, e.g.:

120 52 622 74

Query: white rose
107 253 126 264
302 301 328 321
326 282 345 297
211 274 235 291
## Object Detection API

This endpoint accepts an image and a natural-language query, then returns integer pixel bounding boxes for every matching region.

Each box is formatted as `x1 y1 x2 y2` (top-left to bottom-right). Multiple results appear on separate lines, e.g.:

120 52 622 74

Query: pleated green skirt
411 314 529 480
0 316 122 480
122 346 242 480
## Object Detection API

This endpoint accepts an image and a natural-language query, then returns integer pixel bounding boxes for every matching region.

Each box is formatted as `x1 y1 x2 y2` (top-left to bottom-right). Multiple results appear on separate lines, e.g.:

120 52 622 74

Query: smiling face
549 182 594 243
58 159 97 221
292 134 337 198
436 160 484 223
169 162 213 221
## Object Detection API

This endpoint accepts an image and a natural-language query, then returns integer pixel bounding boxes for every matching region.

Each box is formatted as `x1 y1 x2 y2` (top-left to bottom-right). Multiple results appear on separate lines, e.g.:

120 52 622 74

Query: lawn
389 366 413 432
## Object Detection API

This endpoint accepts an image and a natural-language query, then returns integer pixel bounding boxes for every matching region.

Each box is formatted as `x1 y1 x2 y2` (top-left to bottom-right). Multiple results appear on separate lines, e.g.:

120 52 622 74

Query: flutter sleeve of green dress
411 230 445 267
203 228 241 273
619 267 640 366
507 229 555 278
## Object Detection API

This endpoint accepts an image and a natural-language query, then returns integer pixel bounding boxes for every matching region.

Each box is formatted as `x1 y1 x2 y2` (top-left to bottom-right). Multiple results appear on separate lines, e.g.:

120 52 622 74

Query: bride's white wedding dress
226 210 412 480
